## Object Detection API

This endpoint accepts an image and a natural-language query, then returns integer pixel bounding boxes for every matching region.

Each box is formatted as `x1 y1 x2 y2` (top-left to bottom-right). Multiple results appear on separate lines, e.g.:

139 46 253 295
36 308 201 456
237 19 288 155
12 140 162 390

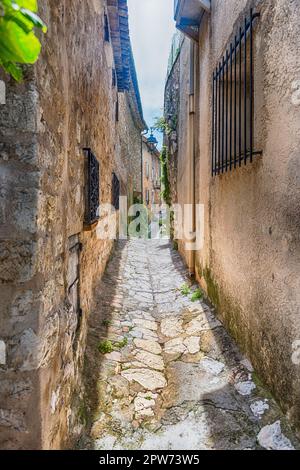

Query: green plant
133 194 141 205
0 0 47 81
102 319 111 328
180 283 191 296
128 204 149 239
153 116 172 135
98 340 114 354
160 146 171 206
114 337 128 349
191 288 203 302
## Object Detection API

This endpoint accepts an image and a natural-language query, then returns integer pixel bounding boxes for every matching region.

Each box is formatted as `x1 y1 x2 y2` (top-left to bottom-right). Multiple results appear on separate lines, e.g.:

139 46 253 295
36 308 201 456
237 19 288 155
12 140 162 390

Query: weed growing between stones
114 337 128 349
98 337 128 354
180 283 191 296
98 340 114 354
191 289 203 302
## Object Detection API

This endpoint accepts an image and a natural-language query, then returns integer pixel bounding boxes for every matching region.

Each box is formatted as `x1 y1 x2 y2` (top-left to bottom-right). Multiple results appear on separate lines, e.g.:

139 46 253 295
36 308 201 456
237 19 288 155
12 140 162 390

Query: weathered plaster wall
168 0 300 432
0 0 128 449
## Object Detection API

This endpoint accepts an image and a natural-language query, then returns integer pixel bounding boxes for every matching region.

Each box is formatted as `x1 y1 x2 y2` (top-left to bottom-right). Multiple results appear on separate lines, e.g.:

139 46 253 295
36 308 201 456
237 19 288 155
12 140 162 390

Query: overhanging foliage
0 0 47 81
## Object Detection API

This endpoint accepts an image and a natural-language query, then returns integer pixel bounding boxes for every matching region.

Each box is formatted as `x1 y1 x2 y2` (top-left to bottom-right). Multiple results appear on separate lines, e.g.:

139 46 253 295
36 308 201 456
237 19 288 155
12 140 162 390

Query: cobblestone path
79 239 298 450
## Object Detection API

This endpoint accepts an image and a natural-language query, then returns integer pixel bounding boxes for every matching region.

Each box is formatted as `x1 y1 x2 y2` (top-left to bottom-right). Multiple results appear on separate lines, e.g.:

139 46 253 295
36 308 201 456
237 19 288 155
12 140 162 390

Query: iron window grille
83 148 100 225
212 9 262 176
146 189 150 205
112 172 120 210
115 96 119 122
112 68 116 88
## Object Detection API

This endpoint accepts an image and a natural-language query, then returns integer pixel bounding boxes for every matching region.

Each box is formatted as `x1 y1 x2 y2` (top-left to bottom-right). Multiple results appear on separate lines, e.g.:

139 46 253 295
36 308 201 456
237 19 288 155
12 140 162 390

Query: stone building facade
164 33 182 209
166 0 300 433
0 0 145 449
142 137 161 209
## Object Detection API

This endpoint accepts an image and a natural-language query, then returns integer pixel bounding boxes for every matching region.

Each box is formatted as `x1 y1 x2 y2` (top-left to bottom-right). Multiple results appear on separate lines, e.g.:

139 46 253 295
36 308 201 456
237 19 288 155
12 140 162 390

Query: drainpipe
188 41 196 276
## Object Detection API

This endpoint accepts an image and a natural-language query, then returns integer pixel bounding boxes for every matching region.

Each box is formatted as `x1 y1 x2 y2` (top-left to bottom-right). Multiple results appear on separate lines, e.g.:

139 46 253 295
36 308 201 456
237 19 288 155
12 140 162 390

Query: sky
127 0 176 148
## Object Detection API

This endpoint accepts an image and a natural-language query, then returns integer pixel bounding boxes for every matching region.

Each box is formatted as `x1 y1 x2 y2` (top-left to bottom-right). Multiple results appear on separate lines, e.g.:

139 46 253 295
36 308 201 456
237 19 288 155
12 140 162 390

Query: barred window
112 68 116 88
146 189 150 205
112 172 120 210
115 96 119 122
212 9 262 176
83 148 100 226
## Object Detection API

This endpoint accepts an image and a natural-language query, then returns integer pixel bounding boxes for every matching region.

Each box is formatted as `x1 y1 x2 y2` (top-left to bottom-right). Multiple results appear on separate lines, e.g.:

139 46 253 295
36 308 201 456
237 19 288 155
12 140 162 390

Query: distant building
142 136 161 210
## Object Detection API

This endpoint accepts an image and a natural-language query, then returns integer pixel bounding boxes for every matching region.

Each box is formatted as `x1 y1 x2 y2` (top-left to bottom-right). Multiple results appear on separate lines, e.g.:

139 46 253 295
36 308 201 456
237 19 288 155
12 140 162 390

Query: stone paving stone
160 318 183 338
133 339 162 355
81 239 299 451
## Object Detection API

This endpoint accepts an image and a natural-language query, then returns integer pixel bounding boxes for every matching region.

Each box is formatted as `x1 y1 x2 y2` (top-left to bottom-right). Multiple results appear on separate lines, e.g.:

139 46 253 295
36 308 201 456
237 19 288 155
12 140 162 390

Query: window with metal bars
212 9 262 176
112 172 120 210
146 189 150 205
83 148 100 225
115 96 119 122
112 68 116 88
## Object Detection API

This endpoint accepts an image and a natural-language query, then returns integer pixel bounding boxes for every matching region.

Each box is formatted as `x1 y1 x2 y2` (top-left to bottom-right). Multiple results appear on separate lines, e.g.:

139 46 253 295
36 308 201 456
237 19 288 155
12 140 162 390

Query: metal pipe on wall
188 40 196 276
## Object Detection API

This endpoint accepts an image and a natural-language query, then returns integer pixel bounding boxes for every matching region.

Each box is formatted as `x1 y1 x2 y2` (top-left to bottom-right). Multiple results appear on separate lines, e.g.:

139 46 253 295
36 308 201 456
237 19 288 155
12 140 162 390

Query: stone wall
164 50 181 207
0 0 143 449
118 93 143 206
165 0 300 433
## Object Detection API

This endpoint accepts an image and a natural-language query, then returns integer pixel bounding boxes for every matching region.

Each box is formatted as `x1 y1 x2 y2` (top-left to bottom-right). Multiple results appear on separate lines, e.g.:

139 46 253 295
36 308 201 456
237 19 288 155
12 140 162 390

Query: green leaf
0 0 46 80
4 13 33 33
0 20 41 63
15 0 37 12
20 8 47 32
1 59 22 80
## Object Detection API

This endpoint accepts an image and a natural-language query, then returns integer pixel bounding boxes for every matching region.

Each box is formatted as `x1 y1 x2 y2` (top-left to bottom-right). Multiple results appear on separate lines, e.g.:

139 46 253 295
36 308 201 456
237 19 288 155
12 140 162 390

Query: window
83 148 100 225
112 68 116 88
145 162 149 179
112 172 120 210
68 234 83 341
211 9 262 176
115 96 119 122
146 189 150 205
104 13 110 42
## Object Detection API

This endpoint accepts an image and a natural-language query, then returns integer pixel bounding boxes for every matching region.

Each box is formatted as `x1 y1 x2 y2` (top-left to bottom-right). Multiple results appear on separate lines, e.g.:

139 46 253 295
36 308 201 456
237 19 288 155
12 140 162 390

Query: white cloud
128 0 176 134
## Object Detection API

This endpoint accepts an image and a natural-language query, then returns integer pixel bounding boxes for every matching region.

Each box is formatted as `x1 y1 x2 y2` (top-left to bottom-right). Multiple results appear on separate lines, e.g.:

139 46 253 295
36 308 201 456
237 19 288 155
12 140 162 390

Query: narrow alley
1 0 300 456
79 239 298 451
